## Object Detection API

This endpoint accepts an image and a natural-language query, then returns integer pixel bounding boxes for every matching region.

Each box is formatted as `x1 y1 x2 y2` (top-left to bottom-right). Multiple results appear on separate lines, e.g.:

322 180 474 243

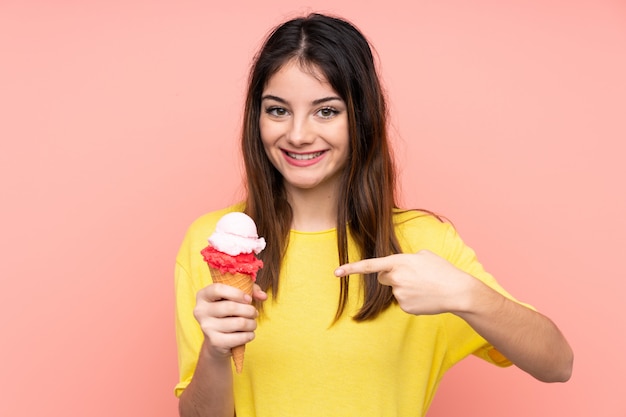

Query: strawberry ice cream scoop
200 246 264 280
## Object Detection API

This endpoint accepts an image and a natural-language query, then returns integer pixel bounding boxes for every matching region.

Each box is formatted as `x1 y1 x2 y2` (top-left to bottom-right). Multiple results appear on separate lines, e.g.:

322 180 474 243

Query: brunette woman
174 13 572 417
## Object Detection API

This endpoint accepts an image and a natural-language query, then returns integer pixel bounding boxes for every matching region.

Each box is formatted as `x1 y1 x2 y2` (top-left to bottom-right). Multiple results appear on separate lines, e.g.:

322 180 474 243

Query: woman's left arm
335 250 573 383
454 276 573 382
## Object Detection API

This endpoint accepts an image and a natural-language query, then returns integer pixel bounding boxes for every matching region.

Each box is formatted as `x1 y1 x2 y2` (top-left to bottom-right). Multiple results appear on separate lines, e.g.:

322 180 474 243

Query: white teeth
287 151 323 160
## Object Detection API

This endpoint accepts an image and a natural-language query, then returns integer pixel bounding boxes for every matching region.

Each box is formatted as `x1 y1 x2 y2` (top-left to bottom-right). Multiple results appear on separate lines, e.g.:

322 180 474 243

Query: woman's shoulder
392 208 454 251
393 207 449 230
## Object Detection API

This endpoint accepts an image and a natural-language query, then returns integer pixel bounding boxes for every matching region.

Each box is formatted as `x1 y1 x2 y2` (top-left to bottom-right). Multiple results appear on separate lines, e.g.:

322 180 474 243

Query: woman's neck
286 184 338 232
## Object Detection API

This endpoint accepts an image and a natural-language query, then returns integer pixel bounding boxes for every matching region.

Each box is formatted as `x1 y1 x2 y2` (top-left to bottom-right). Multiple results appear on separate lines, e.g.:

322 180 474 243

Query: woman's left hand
334 249 476 316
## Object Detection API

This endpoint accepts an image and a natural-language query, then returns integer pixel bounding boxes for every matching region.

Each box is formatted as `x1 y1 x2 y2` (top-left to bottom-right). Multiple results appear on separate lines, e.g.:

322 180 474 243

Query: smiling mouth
285 151 324 160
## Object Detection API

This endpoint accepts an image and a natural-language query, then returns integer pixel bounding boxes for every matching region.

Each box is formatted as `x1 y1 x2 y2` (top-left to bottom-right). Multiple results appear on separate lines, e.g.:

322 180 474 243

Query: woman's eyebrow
261 94 286 103
261 95 343 105
312 96 343 105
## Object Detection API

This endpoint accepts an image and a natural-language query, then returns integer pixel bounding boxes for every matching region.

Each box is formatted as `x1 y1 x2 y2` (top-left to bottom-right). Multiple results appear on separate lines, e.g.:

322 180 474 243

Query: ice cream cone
201 212 265 374
209 267 254 373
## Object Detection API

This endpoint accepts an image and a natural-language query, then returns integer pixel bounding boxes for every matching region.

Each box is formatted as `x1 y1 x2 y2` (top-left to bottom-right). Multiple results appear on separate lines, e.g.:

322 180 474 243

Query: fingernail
244 294 252 303
334 268 344 277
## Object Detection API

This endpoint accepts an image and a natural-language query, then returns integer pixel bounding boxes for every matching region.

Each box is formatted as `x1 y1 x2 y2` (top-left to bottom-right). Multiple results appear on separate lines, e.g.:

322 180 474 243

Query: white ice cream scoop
208 212 266 256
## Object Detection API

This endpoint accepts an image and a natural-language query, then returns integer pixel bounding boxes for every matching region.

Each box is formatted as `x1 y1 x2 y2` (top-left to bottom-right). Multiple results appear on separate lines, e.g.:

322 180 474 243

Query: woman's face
259 60 349 196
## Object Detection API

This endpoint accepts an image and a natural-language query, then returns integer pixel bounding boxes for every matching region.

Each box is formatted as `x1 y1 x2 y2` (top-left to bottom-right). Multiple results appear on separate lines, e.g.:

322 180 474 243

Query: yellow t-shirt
174 205 516 416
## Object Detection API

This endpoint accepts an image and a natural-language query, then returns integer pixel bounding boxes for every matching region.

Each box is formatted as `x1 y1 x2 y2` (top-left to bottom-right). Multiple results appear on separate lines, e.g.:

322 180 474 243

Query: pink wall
1 1 624 416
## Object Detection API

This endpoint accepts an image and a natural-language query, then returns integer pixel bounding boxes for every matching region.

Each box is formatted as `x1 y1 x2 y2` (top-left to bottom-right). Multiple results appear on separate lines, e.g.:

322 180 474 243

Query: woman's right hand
193 283 267 358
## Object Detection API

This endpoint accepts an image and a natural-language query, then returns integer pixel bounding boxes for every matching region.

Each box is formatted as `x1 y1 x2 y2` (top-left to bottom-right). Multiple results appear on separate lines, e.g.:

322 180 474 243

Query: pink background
1 0 624 416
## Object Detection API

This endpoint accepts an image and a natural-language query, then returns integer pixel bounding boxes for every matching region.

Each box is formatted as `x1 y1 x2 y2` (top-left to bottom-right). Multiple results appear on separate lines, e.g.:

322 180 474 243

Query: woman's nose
286 116 313 146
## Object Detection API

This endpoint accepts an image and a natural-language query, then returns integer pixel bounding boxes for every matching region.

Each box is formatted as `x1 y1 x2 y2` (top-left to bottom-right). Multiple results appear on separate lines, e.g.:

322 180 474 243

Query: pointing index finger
334 256 392 277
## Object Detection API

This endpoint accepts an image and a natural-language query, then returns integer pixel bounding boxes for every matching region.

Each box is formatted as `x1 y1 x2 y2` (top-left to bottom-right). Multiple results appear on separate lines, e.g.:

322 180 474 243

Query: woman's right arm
178 338 235 417
178 283 266 417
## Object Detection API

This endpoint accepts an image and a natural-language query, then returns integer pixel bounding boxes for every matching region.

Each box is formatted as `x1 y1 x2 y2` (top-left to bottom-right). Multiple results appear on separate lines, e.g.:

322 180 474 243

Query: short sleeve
439 222 529 368
173 258 204 397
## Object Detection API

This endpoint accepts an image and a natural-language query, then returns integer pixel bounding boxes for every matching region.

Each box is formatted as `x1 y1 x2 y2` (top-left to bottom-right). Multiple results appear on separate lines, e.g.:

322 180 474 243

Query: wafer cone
209 268 254 373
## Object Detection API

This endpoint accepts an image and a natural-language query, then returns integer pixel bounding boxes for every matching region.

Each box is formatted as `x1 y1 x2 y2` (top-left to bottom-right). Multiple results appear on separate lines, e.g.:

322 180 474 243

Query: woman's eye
266 106 287 117
318 107 338 119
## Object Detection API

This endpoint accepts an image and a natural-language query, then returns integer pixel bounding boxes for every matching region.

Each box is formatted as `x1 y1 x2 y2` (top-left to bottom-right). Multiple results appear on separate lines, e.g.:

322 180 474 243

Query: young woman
174 13 572 417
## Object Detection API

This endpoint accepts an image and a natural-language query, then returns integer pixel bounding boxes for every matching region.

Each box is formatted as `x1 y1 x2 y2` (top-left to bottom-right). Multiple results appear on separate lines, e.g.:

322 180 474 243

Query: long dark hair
242 13 402 321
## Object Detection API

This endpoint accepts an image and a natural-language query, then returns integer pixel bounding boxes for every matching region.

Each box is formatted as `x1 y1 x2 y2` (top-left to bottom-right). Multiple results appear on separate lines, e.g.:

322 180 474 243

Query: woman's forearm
179 340 235 417
456 279 573 382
